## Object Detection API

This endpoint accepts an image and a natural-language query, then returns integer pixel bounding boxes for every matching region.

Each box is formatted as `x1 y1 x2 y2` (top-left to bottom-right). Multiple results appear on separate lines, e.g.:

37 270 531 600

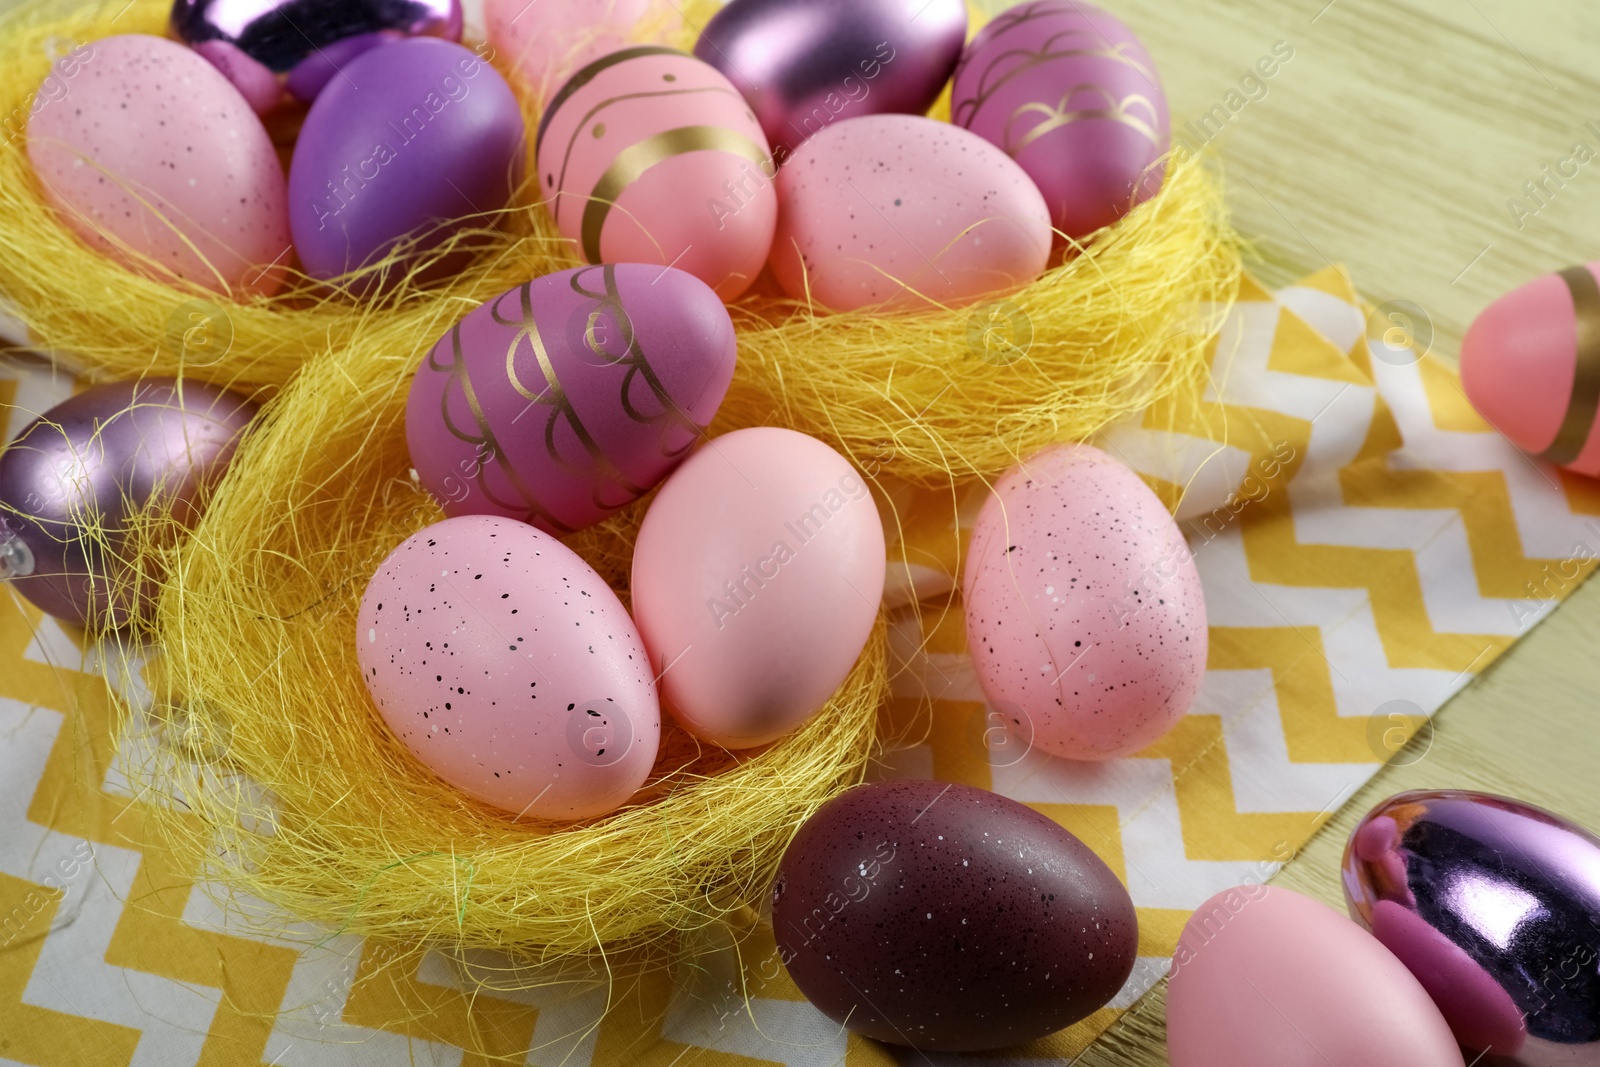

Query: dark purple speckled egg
772 779 1137 1051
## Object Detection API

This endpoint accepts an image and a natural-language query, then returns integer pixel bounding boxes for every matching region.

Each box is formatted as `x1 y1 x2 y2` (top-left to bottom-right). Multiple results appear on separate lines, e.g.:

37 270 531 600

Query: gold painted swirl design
1003 84 1162 155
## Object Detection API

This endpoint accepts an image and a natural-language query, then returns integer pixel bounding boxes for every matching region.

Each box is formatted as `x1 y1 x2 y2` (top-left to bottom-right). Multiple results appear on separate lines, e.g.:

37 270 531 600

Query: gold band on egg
1540 265 1600 465
535 45 683 152
579 125 773 264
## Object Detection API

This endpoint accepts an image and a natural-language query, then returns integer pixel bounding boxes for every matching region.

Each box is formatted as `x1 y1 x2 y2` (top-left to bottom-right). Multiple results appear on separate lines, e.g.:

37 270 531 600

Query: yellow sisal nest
0 0 1242 962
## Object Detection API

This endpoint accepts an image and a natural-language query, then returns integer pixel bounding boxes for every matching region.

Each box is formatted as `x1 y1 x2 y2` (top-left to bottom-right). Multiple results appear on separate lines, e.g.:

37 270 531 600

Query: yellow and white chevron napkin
2 266 1596 1066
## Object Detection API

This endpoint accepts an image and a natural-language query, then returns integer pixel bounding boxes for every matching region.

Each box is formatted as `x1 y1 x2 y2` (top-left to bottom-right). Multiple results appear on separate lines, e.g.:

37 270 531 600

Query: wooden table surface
1077 0 1600 1062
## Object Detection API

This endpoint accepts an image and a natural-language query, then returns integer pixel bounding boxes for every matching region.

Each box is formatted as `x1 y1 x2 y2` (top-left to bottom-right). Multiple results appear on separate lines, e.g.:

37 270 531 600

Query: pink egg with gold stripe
536 47 777 300
1461 263 1600 475
951 0 1169 240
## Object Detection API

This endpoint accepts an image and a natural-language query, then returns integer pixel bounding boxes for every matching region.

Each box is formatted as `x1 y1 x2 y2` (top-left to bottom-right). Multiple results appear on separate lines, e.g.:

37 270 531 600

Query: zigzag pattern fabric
0 266 1594 1065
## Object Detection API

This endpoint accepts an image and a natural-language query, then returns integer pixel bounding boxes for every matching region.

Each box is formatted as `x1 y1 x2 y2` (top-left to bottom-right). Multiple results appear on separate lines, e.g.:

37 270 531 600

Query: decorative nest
1 0 1240 964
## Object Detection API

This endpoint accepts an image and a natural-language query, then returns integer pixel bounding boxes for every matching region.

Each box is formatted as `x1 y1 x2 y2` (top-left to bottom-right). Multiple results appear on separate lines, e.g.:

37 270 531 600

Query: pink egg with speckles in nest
26 35 292 297
962 443 1206 761
770 114 1051 312
356 515 661 822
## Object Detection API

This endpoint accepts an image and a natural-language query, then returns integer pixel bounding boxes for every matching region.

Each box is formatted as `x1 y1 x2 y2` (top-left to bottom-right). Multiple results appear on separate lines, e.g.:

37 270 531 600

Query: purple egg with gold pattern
405 264 737 536
170 0 464 110
694 0 967 157
1344 789 1600 1066
773 779 1137 1052
951 0 1169 239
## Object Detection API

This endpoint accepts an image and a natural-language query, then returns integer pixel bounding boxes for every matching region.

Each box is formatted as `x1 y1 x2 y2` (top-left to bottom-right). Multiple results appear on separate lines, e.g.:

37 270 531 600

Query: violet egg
694 0 967 156
772 779 1137 1051
355 514 661 822
962 443 1206 761
1343 789 1600 1066
170 0 463 109
951 0 1170 239
287 38 524 288
405 263 737 536
1167 885 1465 1067
0 379 256 628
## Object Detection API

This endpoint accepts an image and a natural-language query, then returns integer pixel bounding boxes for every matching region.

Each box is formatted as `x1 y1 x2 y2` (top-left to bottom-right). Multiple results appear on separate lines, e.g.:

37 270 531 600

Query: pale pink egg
487 0 679 100
630 427 885 748
1167 886 1465 1067
356 515 661 822
537 48 776 301
962 443 1206 761
770 114 1052 311
26 34 292 297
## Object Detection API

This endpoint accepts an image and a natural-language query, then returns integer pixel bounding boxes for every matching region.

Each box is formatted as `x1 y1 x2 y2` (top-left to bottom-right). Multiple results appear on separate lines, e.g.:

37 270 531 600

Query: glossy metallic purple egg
1344 789 1600 1066
170 0 464 107
693 0 967 157
0 379 256 628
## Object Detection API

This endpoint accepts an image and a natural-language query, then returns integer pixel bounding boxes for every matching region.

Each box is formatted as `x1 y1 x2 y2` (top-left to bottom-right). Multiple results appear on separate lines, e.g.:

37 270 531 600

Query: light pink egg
630 427 886 749
1167 886 1465 1067
536 48 776 300
356 515 661 822
770 114 1052 311
962 443 1206 761
487 0 678 100
26 34 292 297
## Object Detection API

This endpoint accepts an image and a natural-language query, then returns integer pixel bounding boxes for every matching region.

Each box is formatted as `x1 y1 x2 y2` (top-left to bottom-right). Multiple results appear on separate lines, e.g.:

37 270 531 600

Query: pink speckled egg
630 427 885 749
26 35 291 297
951 1 1170 239
770 114 1051 311
962 443 1206 761
487 0 679 100
1461 262 1600 474
536 48 776 300
356 514 661 821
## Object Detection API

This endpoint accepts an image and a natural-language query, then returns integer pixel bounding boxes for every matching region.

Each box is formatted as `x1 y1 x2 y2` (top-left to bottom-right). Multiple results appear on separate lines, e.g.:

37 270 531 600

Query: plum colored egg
951 0 1170 239
487 0 678 100
171 0 462 108
770 114 1051 311
26 35 292 297
288 38 524 286
629 427 884 748
772 779 1137 1051
1460 262 1600 475
962 443 1206 761
536 48 776 301
356 514 660 821
405 264 737 535
1344 789 1600 1066
693 0 967 157
0 379 256 628
1167 885 1465 1067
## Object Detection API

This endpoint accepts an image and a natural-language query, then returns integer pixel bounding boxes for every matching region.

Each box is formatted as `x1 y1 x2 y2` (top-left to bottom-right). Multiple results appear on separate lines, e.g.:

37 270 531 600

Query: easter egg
288 38 525 286
486 0 678 100
1460 262 1600 475
171 0 463 109
1168 885 1465 1067
26 35 292 297
772 779 1137 1051
962 443 1206 761
0 379 256 628
405 263 737 535
1344 789 1600 1066
693 0 967 157
536 48 776 300
770 115 1051 311
951 0 1170 239
355 514 660 821
629 427 884 748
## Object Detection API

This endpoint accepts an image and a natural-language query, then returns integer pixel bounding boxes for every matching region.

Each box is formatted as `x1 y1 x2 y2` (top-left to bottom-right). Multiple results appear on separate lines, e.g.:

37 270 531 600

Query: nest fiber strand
0 0 1241 960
